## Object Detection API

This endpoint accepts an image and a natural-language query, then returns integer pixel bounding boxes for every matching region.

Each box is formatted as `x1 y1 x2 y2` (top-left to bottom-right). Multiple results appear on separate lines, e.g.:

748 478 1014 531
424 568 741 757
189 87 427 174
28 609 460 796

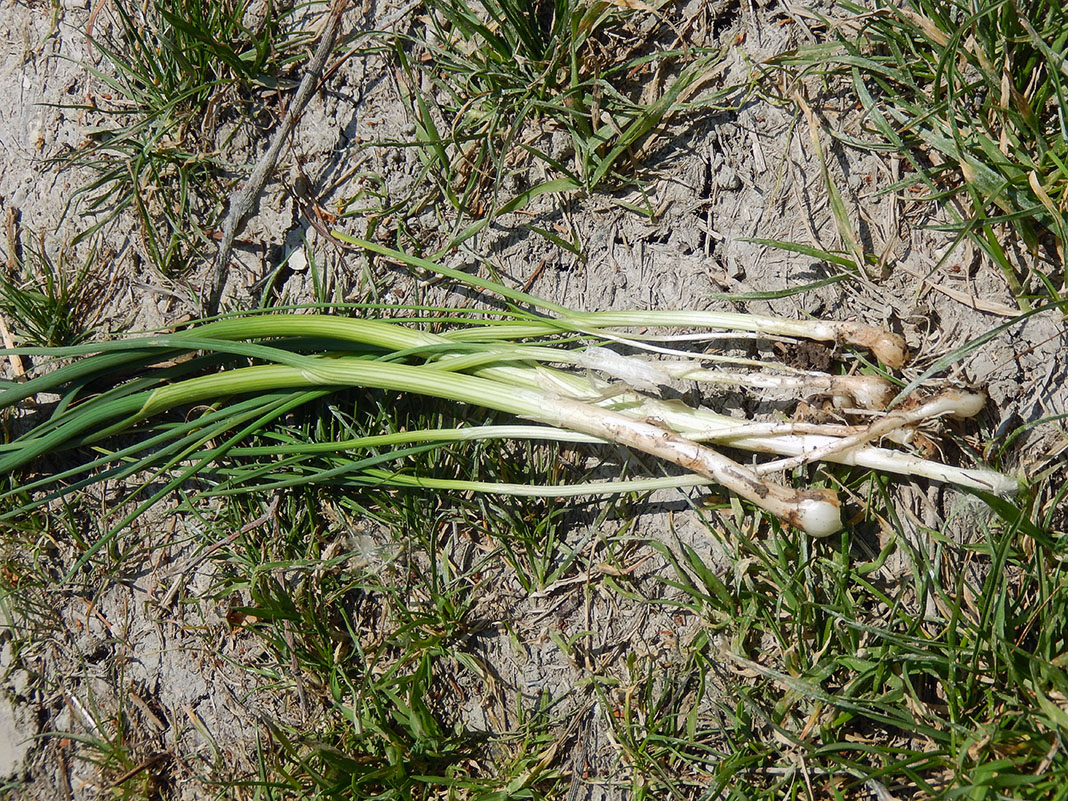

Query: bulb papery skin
831 376 894 409
869 333 908 370
838 325 908 369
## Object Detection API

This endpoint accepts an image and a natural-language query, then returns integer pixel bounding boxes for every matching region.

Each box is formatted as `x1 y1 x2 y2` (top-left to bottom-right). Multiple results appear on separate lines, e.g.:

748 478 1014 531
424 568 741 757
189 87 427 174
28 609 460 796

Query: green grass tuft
61 0 312 275
380 0 735 254
770 0 1068 303
0 228 102 347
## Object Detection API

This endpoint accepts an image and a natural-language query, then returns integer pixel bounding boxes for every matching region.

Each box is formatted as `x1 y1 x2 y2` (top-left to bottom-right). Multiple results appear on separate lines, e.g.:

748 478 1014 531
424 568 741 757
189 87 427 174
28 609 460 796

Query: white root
527 395 844 537
629 394 1018 495
570 311 909 368
580 346 895 408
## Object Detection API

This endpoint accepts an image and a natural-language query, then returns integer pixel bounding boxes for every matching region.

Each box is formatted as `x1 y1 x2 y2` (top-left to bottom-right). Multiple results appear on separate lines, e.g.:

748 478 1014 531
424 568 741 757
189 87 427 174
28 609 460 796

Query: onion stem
0 293 1013 539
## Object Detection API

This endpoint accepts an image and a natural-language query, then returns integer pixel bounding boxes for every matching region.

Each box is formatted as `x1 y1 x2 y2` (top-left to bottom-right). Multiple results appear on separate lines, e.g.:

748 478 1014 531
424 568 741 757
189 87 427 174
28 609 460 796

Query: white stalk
527 395 843 537
477 361 1015 496
578 346 895 409
672 367 894 410
565 310 909 369
631 396 1018 495
165 357 843 536
173 316 1010 516
753 390 987 473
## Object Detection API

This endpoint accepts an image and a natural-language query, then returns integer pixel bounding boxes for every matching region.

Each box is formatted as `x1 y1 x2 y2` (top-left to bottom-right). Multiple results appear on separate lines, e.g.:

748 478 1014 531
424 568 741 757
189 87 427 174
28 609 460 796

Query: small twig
84 0 110 56
1 206 25 377
322 0 422 85
3 206 18 272
906 258 1019 317
204 0 350 315
64 691 103 738
57 739 73 801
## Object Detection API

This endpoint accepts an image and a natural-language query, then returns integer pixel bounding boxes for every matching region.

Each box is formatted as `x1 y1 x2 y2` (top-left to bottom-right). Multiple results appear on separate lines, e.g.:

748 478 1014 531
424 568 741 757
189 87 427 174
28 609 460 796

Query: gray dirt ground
1 0 1066 798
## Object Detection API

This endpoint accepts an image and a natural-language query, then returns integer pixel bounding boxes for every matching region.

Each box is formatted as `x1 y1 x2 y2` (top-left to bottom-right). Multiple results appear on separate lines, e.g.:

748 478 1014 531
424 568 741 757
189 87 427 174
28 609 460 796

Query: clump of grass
0 226 101 347
770 0 1068 301
383 0 734 251
191 482 566 799
64 0 311 275
642 486 1068 798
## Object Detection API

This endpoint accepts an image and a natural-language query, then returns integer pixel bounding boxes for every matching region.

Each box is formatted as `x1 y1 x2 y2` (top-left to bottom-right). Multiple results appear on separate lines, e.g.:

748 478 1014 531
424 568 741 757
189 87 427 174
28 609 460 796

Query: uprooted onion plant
0 242 1015 570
